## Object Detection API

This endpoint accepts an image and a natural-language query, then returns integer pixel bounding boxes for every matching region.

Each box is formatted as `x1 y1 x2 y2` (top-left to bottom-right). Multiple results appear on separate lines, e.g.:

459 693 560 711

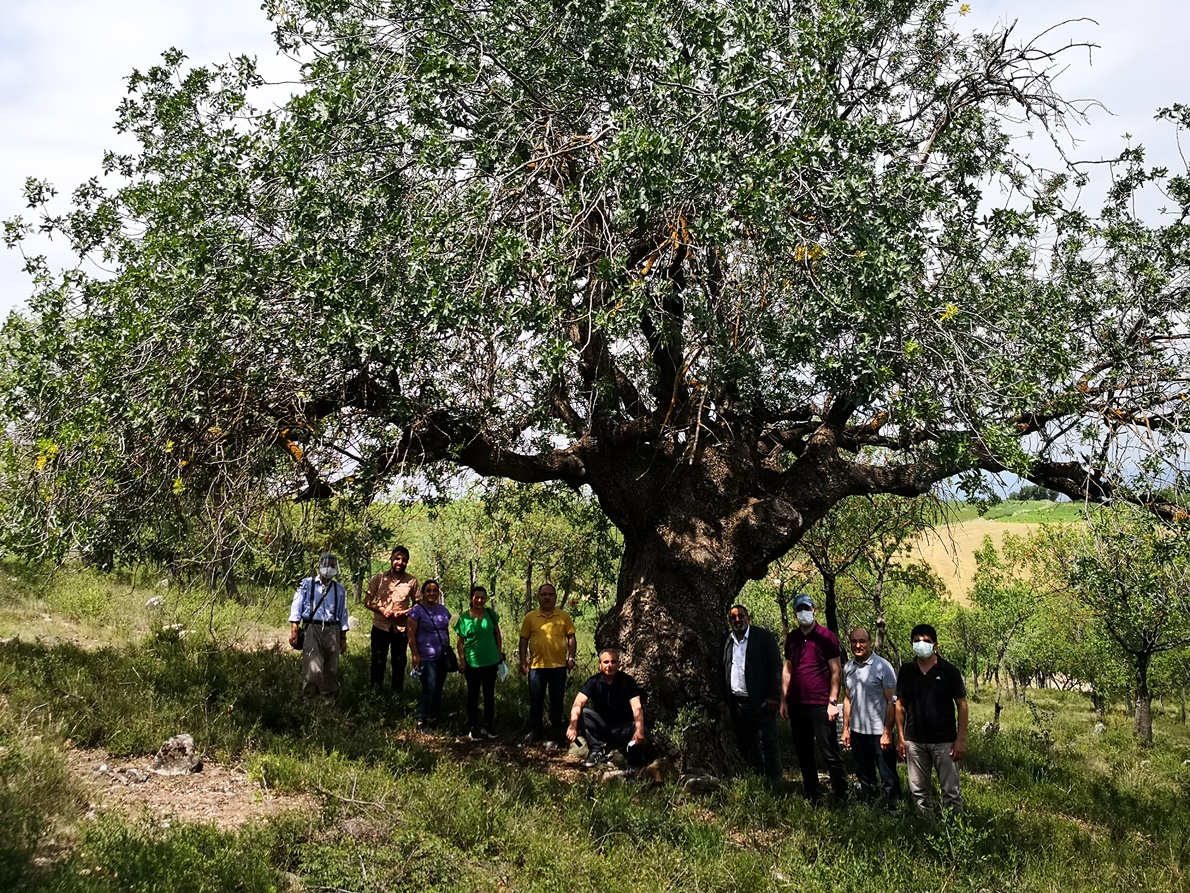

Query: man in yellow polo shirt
518 583 577 747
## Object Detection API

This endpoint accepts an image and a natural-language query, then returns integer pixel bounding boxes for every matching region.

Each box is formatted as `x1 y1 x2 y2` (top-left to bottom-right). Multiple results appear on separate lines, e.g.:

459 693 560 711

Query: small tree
969 535 1043 727
1040 510 1190 746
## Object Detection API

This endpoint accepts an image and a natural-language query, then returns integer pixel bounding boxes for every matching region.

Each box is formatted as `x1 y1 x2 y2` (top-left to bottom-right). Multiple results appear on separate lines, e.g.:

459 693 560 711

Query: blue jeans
417 657 447 723
528 667 567 735
850 731 901 807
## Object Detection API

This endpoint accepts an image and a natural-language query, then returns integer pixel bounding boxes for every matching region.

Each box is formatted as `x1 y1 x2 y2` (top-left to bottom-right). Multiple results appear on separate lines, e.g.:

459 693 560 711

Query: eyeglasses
728 614 747 621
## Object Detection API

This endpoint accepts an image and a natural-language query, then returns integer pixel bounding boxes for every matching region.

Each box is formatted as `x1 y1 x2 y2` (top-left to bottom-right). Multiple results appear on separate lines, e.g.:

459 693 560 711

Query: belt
307 620 340 626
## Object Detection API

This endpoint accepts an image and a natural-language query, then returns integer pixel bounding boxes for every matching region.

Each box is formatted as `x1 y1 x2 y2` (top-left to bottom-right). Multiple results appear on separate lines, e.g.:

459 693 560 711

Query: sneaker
583 750 606 769
468 731 484 742
480 727 498 740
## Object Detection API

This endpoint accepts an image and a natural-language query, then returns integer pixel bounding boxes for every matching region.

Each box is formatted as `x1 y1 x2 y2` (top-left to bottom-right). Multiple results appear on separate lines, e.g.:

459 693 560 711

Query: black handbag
292 578 335 651
433 614 460 672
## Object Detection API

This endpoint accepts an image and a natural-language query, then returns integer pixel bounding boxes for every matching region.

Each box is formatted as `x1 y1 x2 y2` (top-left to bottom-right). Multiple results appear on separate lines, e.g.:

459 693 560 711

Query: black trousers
730 697 783 784
851 731 901 807
465 662 499 732
788 703 848 801
370 625 408 690
581 707 645 766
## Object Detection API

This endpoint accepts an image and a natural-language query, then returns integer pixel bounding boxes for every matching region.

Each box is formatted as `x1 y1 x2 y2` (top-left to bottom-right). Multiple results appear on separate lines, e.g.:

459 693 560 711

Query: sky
0 0 1187 315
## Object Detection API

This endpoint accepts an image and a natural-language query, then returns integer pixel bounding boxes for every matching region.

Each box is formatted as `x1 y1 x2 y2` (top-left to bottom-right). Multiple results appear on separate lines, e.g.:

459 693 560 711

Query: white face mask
795 609 815 626
319 564 339 580
912 640 935 659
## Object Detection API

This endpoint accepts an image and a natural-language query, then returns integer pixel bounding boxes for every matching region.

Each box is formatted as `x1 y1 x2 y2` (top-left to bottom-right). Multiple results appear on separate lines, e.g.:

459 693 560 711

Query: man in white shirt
842 626 901 810
718 605 783 786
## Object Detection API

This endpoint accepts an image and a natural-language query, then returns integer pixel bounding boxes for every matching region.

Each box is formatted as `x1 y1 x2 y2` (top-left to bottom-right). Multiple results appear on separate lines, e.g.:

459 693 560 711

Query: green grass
2 568 1189 891
942 500 1091 524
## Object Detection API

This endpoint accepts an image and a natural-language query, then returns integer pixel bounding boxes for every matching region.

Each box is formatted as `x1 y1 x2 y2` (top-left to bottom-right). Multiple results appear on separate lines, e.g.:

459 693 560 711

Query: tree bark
822 571 839 635
1134 652 1153 747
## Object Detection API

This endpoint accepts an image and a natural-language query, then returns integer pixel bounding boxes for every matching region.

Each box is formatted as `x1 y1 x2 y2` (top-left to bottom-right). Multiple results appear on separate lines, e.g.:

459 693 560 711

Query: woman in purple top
407 579 452 729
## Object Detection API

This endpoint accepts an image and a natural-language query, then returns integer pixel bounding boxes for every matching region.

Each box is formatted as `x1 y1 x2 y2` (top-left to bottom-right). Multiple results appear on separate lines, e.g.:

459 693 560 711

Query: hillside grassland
1 564 1188 892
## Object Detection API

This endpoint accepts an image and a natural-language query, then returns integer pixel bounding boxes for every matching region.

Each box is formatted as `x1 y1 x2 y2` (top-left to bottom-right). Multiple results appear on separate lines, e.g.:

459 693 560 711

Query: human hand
826 703 840 722
779 700 788 721
897 740 907 761
519 661 530 675
288 626 299 647
340 636 348 654
880 729 892 749
841 729 851 749
566 724 578 743
411 654 422 669
951 738 966 761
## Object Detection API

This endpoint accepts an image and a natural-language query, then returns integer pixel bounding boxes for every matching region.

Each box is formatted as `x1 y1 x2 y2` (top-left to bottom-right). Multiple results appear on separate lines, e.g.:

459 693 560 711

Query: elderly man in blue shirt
288 552 350 703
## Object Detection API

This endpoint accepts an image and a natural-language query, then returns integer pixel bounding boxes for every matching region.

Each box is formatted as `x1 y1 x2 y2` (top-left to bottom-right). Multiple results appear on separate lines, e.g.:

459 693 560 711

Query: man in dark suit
719 604 784 785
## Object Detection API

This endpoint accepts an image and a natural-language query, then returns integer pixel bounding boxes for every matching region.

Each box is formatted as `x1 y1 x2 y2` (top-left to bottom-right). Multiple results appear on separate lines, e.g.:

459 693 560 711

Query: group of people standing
721 593 969 817
289 550 968 817
291 547 580 743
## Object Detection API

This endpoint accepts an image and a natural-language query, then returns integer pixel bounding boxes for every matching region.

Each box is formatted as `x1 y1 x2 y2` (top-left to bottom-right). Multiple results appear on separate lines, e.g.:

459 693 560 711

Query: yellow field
907 519 1043 603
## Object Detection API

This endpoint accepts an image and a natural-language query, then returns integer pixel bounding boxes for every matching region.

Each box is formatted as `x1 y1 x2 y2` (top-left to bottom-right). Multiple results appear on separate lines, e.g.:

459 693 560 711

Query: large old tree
3 0 1188 728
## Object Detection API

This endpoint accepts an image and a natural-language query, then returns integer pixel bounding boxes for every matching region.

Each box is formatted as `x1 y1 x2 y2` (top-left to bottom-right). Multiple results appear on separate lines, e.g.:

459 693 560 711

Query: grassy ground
1 566 1188 892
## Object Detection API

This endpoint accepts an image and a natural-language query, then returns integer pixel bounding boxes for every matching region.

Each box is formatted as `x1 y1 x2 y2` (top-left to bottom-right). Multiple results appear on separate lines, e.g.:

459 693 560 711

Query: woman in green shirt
455 585 503 740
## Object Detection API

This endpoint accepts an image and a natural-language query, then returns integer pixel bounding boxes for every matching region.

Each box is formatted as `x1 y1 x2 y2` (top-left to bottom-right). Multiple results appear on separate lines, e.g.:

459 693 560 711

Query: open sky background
1 0 1186 316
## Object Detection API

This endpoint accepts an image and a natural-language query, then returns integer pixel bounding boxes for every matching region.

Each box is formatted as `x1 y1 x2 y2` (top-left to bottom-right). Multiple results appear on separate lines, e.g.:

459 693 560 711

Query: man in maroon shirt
780 593 848 803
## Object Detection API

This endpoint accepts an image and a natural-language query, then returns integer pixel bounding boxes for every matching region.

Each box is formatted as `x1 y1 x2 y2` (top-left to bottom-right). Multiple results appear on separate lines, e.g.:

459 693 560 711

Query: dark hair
538 583 557 595
421 578 440 590
391 545 410 559
469 585 488 600
597 647 621 660
728 604 749 616
910 624 938 643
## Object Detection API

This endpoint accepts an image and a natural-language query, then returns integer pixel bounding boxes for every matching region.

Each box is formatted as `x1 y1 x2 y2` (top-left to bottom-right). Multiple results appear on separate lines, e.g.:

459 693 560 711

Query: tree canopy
3 0 1188 737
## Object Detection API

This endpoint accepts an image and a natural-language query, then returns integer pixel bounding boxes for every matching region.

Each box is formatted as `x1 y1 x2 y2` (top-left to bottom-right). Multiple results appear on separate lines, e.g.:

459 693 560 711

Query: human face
421 582 441 605
598 651 620 678
390 551 409 574
470 589 487 611
728 608 749 635
848 631 872 660
537 586 557 612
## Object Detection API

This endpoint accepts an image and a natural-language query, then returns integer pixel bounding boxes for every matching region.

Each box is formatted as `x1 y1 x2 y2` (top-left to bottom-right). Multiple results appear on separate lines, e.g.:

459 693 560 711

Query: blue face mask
912 640 935 659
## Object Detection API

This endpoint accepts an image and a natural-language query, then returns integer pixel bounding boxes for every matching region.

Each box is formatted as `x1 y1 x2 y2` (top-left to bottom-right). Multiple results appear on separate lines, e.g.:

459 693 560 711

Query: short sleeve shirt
896 657 967 744
409 603 452 660
579 672 641 727
843 653 897 735
366 570 419 632
784 624 841 706
454 607 502 668
519 609 577 669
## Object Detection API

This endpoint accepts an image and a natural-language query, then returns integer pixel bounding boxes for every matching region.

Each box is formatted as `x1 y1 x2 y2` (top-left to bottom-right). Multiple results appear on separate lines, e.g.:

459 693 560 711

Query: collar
732 625 751 642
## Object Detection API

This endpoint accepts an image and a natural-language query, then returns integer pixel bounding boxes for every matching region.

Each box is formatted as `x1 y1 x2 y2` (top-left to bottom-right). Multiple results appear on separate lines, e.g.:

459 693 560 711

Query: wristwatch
828 698 838 706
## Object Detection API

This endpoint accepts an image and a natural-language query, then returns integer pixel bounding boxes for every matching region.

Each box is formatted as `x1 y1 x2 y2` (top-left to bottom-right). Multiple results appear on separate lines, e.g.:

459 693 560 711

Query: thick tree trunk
595 515 792 772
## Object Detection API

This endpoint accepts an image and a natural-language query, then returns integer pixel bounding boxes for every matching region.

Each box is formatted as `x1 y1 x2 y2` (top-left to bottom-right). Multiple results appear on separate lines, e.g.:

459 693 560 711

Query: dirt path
65 746 316 830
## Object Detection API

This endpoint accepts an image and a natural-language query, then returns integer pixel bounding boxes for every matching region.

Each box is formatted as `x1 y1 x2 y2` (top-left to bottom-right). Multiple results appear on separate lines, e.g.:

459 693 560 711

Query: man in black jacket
719 605 784 785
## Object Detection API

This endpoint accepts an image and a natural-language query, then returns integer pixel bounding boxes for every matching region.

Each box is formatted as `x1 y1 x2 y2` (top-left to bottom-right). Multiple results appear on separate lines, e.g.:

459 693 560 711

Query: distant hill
908 501 1086 601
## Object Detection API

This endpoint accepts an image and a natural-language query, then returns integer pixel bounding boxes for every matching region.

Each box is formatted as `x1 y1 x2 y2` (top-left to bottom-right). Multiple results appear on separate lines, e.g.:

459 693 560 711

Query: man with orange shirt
364 546 419 692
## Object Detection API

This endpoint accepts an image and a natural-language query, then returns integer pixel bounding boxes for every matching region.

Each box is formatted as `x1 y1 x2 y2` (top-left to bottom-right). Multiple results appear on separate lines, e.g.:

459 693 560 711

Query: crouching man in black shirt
567 648 646 769
895 624 968 817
